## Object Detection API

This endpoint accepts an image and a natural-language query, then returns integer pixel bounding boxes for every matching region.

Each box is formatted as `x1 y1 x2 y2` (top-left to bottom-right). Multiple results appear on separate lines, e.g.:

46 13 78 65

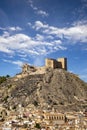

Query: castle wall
45 58 60 69
45 59 55 68
22 64 36 74
20 57 67 78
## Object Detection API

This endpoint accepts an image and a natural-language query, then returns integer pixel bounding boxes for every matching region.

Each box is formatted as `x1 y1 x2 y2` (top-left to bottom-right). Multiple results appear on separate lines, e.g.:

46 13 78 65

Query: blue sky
0 0 87 82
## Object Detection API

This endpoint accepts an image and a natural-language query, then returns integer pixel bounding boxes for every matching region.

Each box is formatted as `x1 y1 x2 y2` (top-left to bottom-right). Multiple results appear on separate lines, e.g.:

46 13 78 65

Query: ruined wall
22 64 29 73
22 64 36 73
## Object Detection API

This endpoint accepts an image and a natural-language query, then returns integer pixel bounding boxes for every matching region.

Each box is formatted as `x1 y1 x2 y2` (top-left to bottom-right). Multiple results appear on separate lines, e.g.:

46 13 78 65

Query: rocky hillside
0 68 87 112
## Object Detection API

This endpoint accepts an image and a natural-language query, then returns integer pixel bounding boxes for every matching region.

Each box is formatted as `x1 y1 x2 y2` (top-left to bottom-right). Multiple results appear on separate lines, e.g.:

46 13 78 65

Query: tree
6 75 10 78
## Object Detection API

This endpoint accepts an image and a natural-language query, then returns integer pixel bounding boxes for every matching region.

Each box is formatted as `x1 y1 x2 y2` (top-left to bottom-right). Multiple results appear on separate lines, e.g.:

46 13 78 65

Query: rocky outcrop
0 69 87 112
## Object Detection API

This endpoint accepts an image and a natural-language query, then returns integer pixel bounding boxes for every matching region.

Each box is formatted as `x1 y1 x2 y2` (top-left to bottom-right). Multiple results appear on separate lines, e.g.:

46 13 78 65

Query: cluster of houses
0 104 87 130
0 57 87 129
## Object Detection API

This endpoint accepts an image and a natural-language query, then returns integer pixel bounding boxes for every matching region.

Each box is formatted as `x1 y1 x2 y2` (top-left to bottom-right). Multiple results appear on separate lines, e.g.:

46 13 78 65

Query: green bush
7 84 12 89
33 100 38 106
35 123 41 129
4 95 9 102
6 75 10 78
0 76 7 84
24 123 28 128
0 75 10 84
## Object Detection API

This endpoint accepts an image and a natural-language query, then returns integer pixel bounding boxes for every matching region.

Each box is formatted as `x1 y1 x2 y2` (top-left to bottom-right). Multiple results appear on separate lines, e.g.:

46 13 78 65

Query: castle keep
45 58 67 70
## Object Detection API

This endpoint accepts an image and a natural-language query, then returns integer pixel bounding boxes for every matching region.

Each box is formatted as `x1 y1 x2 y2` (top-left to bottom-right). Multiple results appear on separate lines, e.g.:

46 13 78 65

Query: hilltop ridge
0 67 87 113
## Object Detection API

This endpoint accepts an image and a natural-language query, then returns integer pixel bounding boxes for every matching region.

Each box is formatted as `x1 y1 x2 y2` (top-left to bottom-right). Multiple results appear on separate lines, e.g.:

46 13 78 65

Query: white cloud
0 31 64 56
12 60 23 66
33 20 87 43
37 10 48 17
0 45 13 53
8 26 22 31
0 26 22 32
28 0 48 17
35 34 44 41
27 22 32 26
3 59 23 67
28 0 38 10
33 21 48 30
1 20 87 58
3 31 10 37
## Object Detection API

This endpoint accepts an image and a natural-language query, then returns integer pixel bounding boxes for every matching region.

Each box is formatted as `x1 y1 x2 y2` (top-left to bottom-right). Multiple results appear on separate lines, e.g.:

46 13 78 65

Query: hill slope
0 68 87 112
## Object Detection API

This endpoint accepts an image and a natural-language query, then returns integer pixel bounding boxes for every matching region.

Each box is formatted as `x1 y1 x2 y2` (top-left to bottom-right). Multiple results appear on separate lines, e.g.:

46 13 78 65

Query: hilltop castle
22 57 67 73
15 57 67 79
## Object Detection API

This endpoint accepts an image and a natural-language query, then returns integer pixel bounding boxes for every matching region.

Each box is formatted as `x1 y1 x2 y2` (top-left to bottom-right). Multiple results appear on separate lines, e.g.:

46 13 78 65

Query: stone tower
58 58 67 70
45 58 58 69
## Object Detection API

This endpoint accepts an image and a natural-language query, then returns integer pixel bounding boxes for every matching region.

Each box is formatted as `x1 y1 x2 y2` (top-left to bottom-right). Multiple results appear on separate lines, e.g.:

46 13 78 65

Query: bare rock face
0 69 87 112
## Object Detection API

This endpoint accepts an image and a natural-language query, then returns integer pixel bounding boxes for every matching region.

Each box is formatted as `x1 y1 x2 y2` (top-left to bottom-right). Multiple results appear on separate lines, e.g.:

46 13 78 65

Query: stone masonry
45 58 67 70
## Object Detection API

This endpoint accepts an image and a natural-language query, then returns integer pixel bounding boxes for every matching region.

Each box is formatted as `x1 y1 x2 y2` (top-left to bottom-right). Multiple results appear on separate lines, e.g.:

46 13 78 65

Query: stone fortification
15 57 67 79
22 57 67 75
45 58 67 70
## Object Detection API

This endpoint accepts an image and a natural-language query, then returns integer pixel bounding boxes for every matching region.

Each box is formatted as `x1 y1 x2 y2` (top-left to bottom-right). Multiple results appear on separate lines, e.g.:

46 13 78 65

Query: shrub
60 101 64 105
4 95 9 102
33 100 38 106
0 76 7 84
35 123 41 129
6 75 10 78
